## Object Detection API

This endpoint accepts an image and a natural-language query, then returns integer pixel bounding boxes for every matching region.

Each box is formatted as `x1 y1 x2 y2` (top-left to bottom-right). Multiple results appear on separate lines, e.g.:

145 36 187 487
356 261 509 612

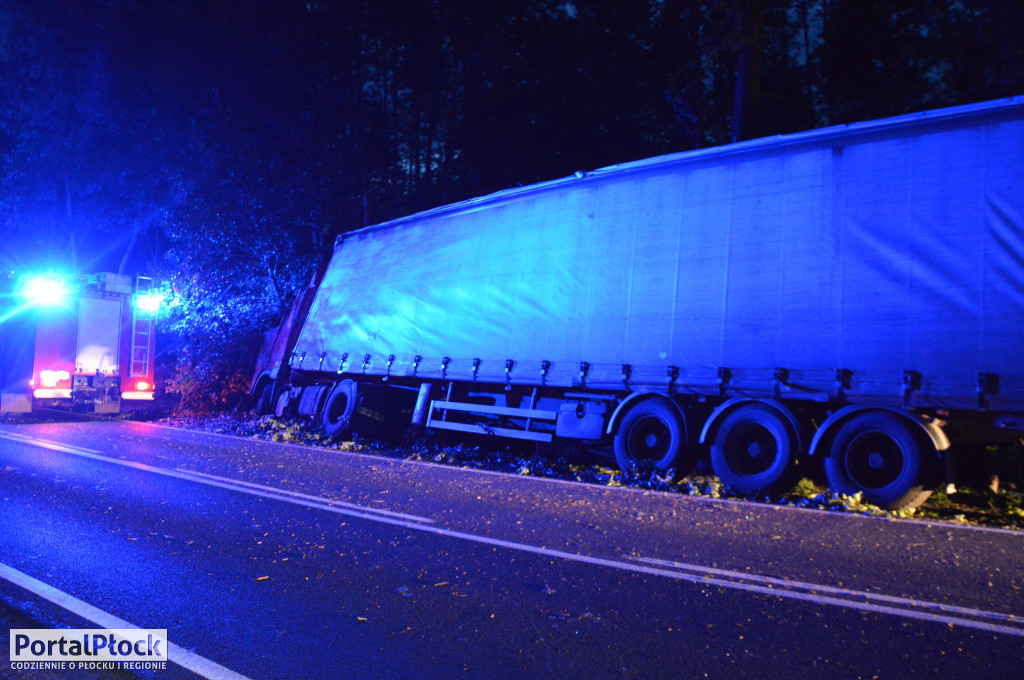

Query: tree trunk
64 174 78 272
730 0 764 143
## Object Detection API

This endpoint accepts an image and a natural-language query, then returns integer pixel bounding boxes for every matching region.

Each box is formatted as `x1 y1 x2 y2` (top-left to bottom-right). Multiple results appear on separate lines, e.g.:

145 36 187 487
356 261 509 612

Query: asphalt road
0 420 1021 680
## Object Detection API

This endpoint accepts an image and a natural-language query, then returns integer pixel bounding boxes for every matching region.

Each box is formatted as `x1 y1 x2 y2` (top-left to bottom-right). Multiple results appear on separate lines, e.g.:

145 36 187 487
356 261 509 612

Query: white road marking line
0 432 433 524
177 467 434 522
634 556 1024 628
3 431 1024 638
0 562 252 680
0 431 102 454
403 526 1024 638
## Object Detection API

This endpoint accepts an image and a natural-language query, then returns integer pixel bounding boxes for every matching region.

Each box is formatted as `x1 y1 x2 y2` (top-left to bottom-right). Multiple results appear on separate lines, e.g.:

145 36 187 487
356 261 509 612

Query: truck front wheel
322 380 359 439
255 380 276 416
613 399 690 475
710 403 799 496
824 411 933 510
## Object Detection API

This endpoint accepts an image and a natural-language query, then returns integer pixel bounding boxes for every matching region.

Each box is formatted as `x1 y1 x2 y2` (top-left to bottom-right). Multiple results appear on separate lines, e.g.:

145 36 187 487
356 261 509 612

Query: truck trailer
252 96 1024 510
0 272 159 415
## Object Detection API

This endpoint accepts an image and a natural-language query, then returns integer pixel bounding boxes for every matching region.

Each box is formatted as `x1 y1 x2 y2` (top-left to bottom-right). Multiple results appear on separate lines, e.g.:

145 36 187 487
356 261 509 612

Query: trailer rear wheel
710 403 798 496
613 399 689 474
322 380 358 439
824 412 932 510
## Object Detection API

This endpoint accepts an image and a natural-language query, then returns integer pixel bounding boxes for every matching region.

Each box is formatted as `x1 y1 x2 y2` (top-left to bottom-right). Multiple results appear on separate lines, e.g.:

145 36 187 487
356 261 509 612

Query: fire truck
0 272 159 414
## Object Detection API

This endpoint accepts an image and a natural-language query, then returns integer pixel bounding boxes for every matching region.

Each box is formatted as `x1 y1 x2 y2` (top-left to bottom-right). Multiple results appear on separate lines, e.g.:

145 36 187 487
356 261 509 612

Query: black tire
255 381 275 416
274 390 292 418
824 411 933 510
322 380 358 439
710 403 799 496
613 399 691 475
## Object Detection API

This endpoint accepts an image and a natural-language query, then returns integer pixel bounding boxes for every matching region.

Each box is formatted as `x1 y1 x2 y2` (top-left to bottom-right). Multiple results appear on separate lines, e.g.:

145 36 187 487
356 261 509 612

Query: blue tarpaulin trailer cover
293 97 1024 412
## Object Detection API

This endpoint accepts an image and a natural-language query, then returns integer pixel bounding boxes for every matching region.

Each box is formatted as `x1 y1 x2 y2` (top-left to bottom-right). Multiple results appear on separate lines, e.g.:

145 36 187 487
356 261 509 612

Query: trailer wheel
613 399 689 475
824 412 933 510
322 380 359 439
274 390 292 418
710 403 798 496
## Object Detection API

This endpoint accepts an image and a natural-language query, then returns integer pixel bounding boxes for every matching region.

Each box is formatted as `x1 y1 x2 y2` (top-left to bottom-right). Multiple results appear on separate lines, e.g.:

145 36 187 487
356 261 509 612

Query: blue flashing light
134 291 163 314
21 276 70 307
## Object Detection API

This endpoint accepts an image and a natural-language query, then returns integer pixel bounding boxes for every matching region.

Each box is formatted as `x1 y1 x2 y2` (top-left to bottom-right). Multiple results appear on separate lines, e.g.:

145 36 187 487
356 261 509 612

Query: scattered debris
548 611 598 622
158 413 1024 530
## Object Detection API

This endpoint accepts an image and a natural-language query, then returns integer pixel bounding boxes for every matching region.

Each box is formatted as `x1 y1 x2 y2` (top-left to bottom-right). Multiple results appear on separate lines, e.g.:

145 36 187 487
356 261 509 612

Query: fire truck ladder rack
130 277 154 377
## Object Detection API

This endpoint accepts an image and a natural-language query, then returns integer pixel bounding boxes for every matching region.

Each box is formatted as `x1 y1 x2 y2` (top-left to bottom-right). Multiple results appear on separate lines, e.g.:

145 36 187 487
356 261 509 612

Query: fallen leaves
161 414 1024 530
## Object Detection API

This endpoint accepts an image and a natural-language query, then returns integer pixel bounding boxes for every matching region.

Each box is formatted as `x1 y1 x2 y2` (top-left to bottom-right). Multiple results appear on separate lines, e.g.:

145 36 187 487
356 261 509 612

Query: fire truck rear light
136 381 151 391
40 369 71 387
33 389 72 399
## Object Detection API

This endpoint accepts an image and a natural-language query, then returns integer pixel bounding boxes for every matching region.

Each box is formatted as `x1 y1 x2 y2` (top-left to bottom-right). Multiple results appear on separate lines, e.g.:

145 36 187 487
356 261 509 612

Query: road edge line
0 562 252 680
